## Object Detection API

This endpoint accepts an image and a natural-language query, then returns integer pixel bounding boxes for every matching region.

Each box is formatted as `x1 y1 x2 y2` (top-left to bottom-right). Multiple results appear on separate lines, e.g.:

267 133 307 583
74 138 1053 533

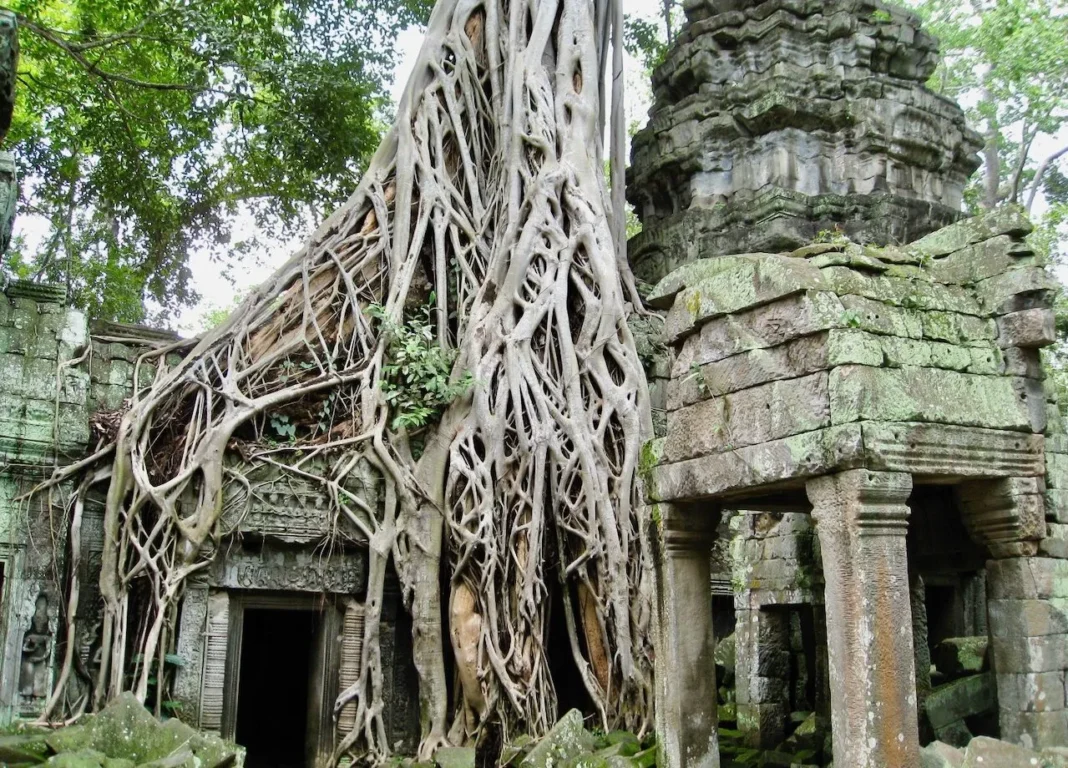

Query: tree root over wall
29 0 654 762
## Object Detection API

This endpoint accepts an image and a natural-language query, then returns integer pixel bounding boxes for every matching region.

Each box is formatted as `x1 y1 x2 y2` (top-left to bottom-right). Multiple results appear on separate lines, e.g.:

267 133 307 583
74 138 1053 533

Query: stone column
171 581 210 726
806 470 920 768
909 571 934 744
956 478 1068 748
654 503 719 768
985 557 1068 749
735 606 789 748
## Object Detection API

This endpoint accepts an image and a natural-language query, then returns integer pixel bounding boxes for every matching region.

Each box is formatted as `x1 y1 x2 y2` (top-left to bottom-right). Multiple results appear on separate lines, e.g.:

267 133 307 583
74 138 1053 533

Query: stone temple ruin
0 0 1067 767
0 290 418 762
631 0 1068 766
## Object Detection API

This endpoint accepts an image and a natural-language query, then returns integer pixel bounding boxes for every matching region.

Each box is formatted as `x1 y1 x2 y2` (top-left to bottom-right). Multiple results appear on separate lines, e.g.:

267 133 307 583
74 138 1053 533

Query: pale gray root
30 0 653 760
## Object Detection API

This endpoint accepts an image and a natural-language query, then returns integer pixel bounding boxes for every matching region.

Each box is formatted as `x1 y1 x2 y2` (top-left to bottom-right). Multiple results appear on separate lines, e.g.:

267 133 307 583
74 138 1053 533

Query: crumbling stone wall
0 281 89 722
0 284 418 756
627 0 982 287
645 205 1068 766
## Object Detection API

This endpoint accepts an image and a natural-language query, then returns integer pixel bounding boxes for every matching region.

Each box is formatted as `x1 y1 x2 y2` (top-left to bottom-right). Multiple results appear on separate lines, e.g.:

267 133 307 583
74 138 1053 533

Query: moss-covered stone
519 710 594 768
42 695 238 768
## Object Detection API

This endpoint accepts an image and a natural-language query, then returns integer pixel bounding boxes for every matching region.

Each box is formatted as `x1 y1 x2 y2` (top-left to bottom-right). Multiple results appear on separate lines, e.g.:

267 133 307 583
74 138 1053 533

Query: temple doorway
222 593 342 768
235 608 318 767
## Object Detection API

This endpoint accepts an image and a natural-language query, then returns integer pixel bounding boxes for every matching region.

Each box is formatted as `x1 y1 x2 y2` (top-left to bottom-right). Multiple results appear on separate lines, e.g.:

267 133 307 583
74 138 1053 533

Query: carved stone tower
627 0 982 285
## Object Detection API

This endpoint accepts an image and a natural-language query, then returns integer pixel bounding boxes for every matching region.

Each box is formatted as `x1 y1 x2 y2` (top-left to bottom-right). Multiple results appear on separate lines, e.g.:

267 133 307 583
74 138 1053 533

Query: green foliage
4 0 431 323
910 0 1068 248
684 361 709 397
268 412 297 441
905 0 1068 396
367 295 473 431
623 15 667 72
814 227 848 245
839 309 862 328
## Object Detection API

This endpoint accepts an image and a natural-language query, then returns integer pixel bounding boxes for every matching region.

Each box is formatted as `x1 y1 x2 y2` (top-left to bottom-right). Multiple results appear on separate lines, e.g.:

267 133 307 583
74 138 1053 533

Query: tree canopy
3 0 431 323
913 0 1068 234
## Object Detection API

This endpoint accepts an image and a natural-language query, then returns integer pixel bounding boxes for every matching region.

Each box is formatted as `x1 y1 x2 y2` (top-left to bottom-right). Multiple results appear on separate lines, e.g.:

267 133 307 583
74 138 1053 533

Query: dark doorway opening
235 608 318 768
547 582 595 716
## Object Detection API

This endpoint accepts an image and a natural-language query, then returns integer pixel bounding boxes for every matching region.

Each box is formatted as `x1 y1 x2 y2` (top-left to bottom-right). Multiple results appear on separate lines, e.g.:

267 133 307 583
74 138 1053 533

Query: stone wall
0 281 89 722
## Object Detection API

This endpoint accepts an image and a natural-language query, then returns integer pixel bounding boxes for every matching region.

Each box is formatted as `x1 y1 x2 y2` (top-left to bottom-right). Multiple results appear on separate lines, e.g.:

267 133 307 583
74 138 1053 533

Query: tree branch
1026 143 1068 213
19 17 237 97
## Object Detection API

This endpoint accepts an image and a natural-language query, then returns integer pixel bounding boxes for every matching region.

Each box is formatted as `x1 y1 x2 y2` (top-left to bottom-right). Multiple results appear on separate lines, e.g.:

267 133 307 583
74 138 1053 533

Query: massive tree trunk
33 0 653 761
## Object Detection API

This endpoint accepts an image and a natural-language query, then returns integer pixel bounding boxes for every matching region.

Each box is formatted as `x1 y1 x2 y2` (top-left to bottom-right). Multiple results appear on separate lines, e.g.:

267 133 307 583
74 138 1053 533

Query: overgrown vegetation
3 0 431 323
28 0 653 765
367 296 473 430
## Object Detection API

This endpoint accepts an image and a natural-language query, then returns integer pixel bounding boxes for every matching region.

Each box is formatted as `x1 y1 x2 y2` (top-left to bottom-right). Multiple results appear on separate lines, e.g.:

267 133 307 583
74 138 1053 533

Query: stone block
862 422 1045 478
662 255 828 341
934 637 989 678
435 747 475 768
838 294 923 338
920 741 965 768
987 598 1068 637
1003 346 1043 378
987 558 1068 600
672 291 845 370
929 234 1036 285
997 670 1067 713
911 207 1032 257
991 633 1068 674
520 709 594 768
828 365 1032 431
976 267 1057 315
667 332 832 408
1042 493 1068 523
998 709 1068 751
664 372 830 461
962 735 1046 767
1013 376 1049 434
648 425 864 502
999 309 1057 349
1048 454 1068 490
1041 524 1068 559
925 673 996 729
823 266 982 314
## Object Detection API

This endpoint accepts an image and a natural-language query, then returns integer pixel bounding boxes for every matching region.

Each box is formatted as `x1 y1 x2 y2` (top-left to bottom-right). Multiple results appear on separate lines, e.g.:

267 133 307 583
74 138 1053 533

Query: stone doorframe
653 430 1052 768
221 591 342 763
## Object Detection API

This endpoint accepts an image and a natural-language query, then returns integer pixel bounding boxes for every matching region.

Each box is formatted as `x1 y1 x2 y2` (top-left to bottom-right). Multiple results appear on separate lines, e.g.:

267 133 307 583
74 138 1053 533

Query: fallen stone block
42 693 238 768
934 637 989 679
962 735 1045 767
520 709 594 768
435 746 475 768
926 672 996 733
920 740 965 768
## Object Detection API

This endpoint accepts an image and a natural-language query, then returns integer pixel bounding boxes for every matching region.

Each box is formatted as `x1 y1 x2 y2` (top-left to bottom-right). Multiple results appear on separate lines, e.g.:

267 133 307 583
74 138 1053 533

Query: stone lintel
5 280 68 305
956 478 1047 556
648 422 1044 504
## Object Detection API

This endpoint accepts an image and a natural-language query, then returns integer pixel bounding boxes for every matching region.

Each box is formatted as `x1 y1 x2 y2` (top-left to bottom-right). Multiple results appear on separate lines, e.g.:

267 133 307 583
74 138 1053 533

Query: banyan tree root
32 0 654 761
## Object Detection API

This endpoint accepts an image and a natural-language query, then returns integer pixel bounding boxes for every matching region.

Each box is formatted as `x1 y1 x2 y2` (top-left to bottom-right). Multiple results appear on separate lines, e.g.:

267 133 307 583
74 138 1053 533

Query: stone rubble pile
0 693 240 768
419 710 657 768
921 736 1068 768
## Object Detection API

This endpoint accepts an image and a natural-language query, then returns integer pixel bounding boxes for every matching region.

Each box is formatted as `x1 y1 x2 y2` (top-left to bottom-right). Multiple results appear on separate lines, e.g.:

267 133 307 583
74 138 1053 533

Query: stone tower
627 0 982 286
